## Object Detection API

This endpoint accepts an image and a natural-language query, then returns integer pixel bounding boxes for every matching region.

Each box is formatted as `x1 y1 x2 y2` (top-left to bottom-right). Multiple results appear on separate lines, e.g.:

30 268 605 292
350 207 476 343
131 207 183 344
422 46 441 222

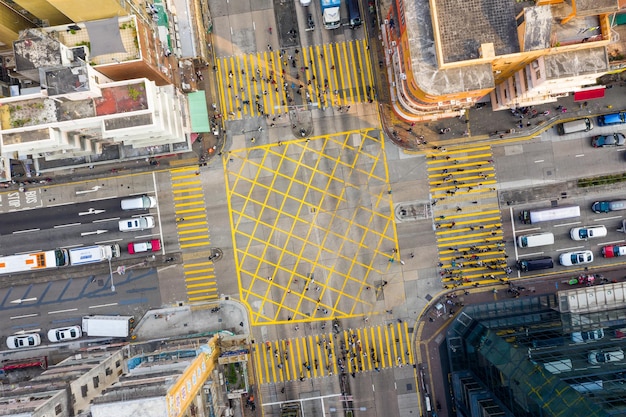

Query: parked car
6 333 41 349
559 250 593 266
591 133 626 147
570 225 607 240
597 112 626 126
588 348 624 364
571 329 604 343
128 239 162 254
592 200 626 213
47 326 82 342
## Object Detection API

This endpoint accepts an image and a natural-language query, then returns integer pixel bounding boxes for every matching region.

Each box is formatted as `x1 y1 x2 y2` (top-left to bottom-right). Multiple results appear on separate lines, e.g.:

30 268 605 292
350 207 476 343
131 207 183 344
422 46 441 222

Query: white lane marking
517 252 544 257
89 196 116 202
10 313 39 320
93 217 120 223
593 215 622 221
553 221 581 227
54 223 81 228
48 308 79 314
598 240 625 246
575 154 584 158
556 246 585 252
48 202 75 207
534 159 544 163
88 303 119 309
13 228 40 234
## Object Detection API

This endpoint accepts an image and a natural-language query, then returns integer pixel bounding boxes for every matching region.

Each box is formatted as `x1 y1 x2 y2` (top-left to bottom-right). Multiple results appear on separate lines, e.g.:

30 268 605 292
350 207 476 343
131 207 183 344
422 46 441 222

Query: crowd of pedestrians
428 147 511 289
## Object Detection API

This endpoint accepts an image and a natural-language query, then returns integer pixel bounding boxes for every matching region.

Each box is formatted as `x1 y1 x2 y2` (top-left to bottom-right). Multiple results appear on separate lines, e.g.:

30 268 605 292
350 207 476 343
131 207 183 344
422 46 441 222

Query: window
55 404 62 415
105 367 112 376
93 376 99 388
115 360 121 368
81 385 88 397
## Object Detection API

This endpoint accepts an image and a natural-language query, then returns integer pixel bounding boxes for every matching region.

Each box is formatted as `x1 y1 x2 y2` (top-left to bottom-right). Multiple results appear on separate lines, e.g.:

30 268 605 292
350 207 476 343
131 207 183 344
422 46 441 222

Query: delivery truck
321 0 341 29
82 315 134 338
69 244 121 266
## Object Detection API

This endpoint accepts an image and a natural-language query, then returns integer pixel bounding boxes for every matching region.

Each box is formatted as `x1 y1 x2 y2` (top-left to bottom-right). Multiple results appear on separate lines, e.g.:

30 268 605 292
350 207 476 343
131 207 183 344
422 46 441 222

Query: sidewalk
379 82 626 152
132 300 250 341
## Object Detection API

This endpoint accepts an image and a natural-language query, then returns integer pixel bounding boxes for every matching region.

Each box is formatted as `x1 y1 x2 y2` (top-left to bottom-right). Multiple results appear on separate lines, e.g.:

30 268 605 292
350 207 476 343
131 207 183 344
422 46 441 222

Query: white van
121 195 156 210
570 225 607 241
517 232 554 248
118 216 155 232
543 359 572 374
556 118 593 135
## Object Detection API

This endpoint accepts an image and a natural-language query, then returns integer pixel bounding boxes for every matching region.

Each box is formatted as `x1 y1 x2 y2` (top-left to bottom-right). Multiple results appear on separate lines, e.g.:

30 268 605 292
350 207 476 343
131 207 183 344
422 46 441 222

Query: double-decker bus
0 249 69 275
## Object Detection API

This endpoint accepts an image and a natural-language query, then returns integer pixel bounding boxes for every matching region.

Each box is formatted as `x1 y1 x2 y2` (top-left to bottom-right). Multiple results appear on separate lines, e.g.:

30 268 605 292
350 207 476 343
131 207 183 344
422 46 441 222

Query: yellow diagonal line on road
173 194 205 201
178 228 209 235
181 242 211 249
173 187 203 194
187 282 217 288
174 201 206 208
185 276 215 282
180 235 210 242
177 222 208 228
188 294 219 302
188 288 218 295
172 180 201 187
175 208 206 214
169 158 198 167
184 261 213 268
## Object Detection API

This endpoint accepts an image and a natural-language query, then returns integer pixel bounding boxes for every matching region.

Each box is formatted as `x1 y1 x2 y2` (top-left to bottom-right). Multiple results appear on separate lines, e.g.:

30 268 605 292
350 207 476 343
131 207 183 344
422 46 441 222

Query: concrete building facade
0 28 190 173
383 0 620 121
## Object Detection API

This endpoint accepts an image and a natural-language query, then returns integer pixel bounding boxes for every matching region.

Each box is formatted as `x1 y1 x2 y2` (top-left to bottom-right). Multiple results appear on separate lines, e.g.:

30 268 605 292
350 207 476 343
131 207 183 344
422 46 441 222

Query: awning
187 91 210 133
573 87 605 101
84 17 127 57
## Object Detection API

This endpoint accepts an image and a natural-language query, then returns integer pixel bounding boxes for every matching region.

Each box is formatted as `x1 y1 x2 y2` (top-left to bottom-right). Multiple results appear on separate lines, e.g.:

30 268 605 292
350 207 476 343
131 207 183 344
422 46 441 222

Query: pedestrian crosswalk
254 321 413 384
170 166 218 302
427 146 509 288
215 39 375 120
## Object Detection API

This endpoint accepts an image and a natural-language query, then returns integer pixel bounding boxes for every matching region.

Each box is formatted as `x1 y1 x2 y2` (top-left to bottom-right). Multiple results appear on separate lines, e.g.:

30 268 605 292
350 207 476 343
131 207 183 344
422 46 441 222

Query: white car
118 216 155 232
6 333 41 349
570 225 607 241
47 326 82 342
588 349 624 364
571 329 604 343
559 250 593 266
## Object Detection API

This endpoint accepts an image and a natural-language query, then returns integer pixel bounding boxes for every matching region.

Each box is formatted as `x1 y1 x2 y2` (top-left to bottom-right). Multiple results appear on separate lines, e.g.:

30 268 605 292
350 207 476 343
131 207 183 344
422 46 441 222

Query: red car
128 239 161 254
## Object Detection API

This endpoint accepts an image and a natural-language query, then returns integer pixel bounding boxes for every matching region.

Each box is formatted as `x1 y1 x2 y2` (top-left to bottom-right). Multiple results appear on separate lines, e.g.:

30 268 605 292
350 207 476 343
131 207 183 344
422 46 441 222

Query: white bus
68 244 121 266
519 206 580 224
0 249 69 275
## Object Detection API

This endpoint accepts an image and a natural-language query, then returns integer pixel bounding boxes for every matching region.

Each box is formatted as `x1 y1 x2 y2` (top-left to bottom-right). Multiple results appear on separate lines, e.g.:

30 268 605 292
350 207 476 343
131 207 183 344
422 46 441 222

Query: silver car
571 329 604 343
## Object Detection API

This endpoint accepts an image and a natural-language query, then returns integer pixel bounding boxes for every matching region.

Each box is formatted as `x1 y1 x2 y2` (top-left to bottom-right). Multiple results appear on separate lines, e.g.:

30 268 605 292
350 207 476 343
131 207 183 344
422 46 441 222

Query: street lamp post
107 258 115 292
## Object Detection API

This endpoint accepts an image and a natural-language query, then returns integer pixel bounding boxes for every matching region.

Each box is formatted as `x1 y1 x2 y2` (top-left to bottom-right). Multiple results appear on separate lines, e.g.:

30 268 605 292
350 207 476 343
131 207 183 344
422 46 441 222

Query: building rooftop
447 282 626 416
404 0 495 95
545 46 609 78
435 0 520 63
45 16 140 66
14 29 64 72
43 63 91 95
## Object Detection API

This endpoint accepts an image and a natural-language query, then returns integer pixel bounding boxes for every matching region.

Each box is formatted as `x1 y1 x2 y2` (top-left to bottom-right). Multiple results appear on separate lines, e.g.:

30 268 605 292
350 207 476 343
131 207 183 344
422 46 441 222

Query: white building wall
91 397 168 417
